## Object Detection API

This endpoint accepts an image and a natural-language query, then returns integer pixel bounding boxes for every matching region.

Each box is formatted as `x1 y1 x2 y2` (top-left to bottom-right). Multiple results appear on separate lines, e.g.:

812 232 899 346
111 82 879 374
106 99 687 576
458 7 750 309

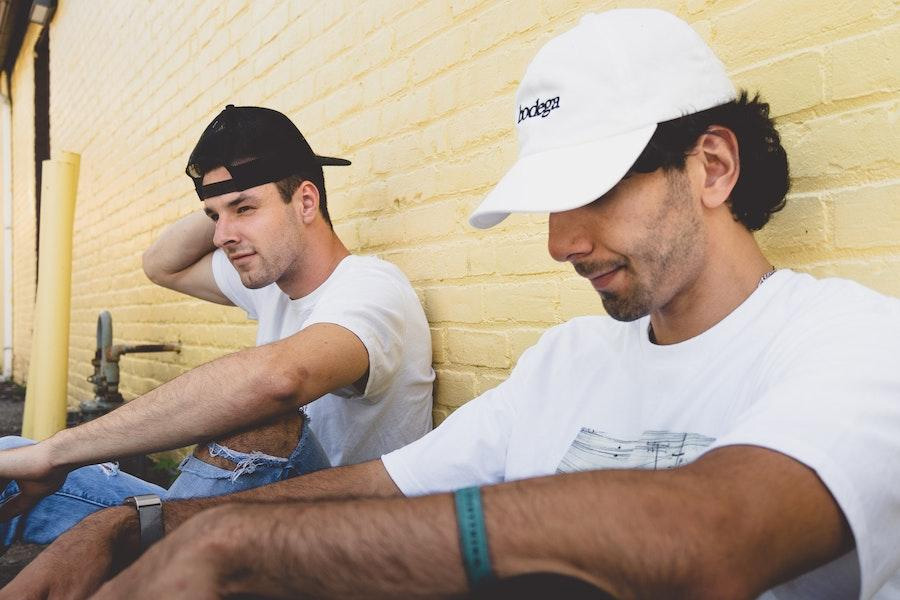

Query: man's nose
548 209 592 263
212 216 238 248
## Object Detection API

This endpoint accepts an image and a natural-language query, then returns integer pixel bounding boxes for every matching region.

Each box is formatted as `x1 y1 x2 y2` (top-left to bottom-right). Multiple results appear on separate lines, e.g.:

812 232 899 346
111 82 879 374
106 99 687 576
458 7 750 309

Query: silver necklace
648 266 777 343
757 266 777 286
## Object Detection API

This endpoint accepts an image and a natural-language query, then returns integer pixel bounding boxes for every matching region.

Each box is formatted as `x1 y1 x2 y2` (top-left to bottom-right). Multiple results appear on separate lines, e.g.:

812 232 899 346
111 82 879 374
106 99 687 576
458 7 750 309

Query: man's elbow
142 249 166 285
142 249 179 289
256 352 311 407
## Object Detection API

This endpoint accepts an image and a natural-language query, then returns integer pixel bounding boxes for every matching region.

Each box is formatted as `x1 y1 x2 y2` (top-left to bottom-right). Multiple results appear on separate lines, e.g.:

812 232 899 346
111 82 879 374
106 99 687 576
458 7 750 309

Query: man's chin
238 274 275 290
600 294 649 322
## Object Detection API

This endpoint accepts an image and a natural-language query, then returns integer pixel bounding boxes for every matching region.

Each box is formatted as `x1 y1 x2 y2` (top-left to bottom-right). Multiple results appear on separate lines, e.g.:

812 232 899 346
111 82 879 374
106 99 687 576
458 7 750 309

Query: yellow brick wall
10 24 41 382
6 1 898 426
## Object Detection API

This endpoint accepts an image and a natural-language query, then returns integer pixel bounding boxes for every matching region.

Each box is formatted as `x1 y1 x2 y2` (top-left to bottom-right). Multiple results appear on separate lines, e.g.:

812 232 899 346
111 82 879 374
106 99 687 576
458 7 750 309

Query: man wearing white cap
6 8 899 599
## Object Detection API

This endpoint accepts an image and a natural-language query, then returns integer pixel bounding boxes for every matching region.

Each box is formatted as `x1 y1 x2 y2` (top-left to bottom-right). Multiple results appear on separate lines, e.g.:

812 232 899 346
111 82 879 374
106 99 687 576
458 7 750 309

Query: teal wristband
454 486 495 588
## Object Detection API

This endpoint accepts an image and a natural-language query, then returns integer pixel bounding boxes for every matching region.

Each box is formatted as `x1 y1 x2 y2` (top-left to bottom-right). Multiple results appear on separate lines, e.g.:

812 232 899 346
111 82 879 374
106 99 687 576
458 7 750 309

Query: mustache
573 260 626 278
226 248 255 258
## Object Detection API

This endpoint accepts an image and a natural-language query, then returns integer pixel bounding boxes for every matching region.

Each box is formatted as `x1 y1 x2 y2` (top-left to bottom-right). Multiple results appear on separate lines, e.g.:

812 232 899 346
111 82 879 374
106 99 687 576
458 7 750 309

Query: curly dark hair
628 91 789 231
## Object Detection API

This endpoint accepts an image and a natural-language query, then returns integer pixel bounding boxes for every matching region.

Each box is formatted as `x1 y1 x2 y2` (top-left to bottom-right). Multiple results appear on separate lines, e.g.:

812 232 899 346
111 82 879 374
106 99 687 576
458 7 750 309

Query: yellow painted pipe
22 152 80 440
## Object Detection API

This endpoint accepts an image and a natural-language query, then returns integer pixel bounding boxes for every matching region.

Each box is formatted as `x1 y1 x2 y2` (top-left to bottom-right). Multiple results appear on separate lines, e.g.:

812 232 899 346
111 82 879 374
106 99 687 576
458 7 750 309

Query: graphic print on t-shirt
557 429 716 473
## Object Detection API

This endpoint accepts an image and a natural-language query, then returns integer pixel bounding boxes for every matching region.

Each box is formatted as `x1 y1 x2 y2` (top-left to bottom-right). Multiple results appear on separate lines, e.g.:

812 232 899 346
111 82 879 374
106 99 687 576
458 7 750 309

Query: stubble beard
599 273 655 322
235 251 282 289
240 235 304 291
594 172 704 322
238 265 273 289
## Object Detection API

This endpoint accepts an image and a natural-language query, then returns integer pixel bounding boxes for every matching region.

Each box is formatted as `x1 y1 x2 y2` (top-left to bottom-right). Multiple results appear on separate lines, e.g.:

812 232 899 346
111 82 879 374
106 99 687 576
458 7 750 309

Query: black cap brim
317 155 351 166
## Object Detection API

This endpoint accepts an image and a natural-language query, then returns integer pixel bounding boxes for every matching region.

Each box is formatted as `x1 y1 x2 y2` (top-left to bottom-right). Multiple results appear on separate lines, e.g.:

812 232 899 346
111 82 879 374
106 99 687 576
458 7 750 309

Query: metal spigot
80 311 180 422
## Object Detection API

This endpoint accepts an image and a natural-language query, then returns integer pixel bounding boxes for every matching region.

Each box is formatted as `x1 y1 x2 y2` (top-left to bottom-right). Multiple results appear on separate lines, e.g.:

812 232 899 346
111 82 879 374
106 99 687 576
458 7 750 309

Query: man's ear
696 126 739 210
293 181 321 224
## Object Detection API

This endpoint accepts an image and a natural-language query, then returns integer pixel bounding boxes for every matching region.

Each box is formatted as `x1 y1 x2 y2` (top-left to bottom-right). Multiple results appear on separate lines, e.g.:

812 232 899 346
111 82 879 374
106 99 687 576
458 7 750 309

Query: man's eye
207 213 219 222
237 206 254 214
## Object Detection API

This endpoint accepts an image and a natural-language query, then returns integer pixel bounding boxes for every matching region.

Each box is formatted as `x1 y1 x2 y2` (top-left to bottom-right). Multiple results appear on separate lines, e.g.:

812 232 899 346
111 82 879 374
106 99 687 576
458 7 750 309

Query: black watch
122 494 163 550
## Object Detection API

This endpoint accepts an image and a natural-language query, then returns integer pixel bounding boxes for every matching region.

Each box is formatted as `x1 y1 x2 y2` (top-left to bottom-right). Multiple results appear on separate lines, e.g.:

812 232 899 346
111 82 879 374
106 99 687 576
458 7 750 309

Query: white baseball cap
469 9 736 229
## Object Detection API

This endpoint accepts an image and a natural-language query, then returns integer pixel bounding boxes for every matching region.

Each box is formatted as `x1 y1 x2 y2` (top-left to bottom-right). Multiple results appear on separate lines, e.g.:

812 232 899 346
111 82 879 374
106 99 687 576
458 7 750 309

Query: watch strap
123 494 163 550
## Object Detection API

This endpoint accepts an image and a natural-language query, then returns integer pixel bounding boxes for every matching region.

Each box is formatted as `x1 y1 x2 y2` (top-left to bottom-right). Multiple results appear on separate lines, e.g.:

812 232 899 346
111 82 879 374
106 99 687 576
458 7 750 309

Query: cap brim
469 124 657 229
317 155 351 166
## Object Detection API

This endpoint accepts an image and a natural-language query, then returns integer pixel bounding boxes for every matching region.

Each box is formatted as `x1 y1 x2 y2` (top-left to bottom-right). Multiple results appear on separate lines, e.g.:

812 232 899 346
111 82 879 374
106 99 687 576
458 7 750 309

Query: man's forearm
160 459 400 533
180 447 851 599
197 495 468 598
45 343 294 467
142 211 215 282
42 321 363 470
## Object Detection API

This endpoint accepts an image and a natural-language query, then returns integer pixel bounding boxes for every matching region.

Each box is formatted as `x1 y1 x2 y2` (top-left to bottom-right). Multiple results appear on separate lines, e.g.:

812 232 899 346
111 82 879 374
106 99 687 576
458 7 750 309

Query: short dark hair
628 91 789 231
273 169 332 228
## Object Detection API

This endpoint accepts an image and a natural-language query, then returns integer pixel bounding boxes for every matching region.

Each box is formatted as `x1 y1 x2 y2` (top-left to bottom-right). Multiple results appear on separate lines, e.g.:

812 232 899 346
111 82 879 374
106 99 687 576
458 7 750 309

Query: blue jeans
0 416 330 548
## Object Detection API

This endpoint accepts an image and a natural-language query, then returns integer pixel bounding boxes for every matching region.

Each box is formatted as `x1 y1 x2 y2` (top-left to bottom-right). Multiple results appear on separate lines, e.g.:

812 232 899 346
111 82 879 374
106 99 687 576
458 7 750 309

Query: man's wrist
85 505 142 553
43 427 81 471
41 430 67 470
123 494 164 550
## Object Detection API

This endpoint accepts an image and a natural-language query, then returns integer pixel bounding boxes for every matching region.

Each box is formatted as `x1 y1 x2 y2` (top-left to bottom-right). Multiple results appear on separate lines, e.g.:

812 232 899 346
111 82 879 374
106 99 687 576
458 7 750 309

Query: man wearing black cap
5 9 900 600
0 106 434 548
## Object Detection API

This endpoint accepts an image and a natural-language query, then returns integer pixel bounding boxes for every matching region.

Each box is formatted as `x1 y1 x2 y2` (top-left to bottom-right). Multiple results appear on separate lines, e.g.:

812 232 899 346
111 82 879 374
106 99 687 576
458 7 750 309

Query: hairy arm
142 210 231 305
0 460 399 599
98 446 852 599
160 458 400 531
0 321 369 518
57 321 367 463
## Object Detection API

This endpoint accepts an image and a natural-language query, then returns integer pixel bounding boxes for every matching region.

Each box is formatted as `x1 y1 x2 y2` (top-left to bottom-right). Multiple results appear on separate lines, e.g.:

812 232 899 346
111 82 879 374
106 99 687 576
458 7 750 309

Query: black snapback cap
186 105 350 200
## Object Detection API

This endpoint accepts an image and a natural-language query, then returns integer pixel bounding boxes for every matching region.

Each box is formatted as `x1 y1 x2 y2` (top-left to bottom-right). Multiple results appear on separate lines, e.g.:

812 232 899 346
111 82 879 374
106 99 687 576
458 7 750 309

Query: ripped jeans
0 413 330 548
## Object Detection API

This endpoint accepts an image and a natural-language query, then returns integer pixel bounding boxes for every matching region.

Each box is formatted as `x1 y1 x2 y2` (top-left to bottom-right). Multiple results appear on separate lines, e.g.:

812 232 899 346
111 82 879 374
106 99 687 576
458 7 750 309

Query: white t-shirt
212 250 434 466
382 270 900 599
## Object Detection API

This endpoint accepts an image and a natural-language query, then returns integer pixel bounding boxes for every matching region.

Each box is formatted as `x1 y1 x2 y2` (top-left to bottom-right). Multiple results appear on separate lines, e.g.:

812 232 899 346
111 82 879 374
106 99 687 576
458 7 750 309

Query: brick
383 245 469 282
476 372 508 395
780 103 900 183
493 238 558 276
483 280 558 323
465 240 496 276
446 327 508 368
833 182 900 249
713 0 886 68
258 2 289 46
828 25 900 101
432 406 452 426
433 144 515 198
424 285 483 323
804 256 900 298
433 369 477 408
403 200 467 242
508 327 544 362
393 2 453 53
355 212 405 249
731 51 824 117
476 0 544 49
559 275 604 320
755 194 830 250
446 94 512 153
430 327 447 364
410 24 469 84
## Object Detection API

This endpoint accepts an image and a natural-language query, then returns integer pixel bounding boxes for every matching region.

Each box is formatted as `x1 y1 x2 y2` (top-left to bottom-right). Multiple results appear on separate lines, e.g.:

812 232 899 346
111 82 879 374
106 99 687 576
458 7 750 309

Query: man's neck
648 231 773 345
278 231 351 300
